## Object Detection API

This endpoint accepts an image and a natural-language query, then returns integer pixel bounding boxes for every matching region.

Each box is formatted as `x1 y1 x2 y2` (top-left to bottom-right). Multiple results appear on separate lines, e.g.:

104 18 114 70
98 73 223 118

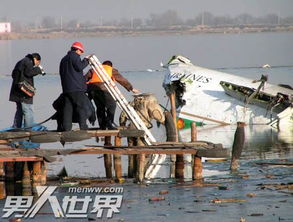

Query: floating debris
159 190 169 195
149 196 165 201
218 186 229 190
246 193 256 198
248 213 264 217
211 199 247 204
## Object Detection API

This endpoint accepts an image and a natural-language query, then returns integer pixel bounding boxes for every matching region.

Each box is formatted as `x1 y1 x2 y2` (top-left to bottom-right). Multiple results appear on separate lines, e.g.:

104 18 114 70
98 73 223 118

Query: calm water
0 32 293 222
1 32 293 75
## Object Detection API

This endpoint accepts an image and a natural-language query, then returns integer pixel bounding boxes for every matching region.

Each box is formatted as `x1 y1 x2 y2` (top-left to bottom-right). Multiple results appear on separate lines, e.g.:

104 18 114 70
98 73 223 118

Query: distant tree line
1 10 293 32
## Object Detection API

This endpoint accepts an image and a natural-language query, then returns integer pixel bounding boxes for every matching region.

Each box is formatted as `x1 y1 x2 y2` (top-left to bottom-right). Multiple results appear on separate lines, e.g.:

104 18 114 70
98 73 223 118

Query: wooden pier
0 128 229 187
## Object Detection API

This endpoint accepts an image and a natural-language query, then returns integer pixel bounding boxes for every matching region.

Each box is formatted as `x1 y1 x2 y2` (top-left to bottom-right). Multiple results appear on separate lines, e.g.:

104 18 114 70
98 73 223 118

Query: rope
6 113 55 132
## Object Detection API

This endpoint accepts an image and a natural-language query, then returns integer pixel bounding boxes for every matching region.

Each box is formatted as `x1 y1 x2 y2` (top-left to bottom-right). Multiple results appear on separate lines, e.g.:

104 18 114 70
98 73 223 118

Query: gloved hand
39 65 46 76
131 88 140 94
84 54 93 60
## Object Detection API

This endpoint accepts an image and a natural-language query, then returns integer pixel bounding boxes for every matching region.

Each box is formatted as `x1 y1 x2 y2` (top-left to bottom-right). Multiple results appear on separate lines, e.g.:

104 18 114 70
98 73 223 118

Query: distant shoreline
1 25 293 40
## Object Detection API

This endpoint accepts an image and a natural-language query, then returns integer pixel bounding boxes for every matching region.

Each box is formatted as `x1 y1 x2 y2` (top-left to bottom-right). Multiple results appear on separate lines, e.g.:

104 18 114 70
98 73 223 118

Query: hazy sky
1 0 293 23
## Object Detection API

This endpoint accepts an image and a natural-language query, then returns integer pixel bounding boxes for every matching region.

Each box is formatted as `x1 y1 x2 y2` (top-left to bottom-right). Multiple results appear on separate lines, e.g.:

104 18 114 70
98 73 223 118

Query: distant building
0 23 11 33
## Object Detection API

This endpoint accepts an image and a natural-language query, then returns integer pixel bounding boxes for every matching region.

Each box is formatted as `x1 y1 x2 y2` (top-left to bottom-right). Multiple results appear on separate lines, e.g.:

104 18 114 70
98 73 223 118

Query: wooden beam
0 157 43 162
72 148 198 155
180 111 230 125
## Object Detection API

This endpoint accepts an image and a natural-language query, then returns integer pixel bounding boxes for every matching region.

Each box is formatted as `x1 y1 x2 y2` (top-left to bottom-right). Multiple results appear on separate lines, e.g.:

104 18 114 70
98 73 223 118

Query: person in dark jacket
52 93 96 132
9 53 45 128
59 41 90 131
86 60 139 130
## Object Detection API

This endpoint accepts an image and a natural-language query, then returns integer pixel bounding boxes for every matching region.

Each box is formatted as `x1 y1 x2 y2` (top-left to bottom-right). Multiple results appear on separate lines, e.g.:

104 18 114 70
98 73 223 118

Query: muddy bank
1 25 293 40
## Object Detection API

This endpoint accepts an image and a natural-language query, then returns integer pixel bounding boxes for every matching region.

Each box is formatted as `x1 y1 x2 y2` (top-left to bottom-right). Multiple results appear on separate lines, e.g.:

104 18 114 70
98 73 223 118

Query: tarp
0 125 47 149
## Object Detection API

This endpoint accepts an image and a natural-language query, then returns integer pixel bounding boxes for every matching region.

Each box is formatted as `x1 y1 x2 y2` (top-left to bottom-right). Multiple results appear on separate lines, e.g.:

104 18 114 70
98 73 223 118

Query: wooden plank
0 129 143 143
0 131 31 140
0 157 43 162
81 144 209 149
0 147 227 156
0 140 9 144
71 148 198 155
180 111 230 125
0 145 228 159
151 141 209 146
87 130 119 137
118 129 145 138
196 149 229 158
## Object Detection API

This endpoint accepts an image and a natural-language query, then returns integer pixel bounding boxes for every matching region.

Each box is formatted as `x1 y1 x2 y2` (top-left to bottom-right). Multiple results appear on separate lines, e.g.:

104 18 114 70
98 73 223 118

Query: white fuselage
164 62 293 127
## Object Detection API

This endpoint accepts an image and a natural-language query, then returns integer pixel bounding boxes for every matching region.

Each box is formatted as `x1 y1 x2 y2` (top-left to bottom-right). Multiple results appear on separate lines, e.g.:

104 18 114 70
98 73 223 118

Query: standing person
9 53 45 128
87 60 140 130
59 41 90 131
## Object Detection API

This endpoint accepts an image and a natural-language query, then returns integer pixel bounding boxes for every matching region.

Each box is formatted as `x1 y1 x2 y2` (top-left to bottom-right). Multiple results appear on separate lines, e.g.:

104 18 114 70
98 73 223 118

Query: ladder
88 55 166 179
88 55 156 145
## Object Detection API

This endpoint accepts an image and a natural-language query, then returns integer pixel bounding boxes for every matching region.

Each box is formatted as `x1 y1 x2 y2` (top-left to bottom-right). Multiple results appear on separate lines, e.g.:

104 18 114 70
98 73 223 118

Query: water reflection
179 124 293 159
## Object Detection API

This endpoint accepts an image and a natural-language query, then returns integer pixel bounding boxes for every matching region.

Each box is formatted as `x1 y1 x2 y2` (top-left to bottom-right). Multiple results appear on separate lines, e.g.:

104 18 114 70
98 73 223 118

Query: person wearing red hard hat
71 41 84 53
58 41 91 131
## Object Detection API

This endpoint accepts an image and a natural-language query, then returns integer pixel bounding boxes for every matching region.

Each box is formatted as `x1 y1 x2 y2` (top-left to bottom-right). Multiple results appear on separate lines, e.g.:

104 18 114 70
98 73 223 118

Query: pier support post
191 122 201 181
175 155 184 179
104 136 113 178
40 161 47 185
22 162 31 188
136 139 145 183
169 93 178 142
191 122 197 142
114 136 122 181
0 162 5 180
5 162 15 181
137 154 145 183
0 181 6 200
32 161 42 188
127 139 135 178
192 156 203 180
169 94 182 179
22 162 32 196
128 155 135 178
230 122 245 171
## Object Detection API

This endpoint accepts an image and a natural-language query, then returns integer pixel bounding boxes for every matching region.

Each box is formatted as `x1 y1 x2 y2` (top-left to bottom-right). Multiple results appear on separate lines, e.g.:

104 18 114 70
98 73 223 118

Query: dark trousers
90 89 116 129
62 91 88 131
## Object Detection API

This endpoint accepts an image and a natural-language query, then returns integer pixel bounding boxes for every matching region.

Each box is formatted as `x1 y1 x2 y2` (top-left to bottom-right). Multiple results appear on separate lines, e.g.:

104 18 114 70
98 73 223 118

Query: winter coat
59 50 89 93
86 68 133 92
52 93 96 131
9 54 42 104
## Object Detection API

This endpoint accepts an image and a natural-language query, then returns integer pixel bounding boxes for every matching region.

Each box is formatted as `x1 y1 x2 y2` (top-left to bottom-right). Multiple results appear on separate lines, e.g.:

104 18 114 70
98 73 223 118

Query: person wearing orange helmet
59 41 90 131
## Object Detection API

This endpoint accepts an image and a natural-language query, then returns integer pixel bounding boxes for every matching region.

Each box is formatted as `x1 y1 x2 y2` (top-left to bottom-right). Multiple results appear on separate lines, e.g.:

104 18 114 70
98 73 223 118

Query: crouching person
52 93 96 132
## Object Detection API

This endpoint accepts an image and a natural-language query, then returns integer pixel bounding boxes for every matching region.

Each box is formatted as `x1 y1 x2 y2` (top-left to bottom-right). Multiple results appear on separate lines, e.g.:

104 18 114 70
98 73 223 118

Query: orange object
87 65 114 84
177 118 185 129
149 196 165 201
